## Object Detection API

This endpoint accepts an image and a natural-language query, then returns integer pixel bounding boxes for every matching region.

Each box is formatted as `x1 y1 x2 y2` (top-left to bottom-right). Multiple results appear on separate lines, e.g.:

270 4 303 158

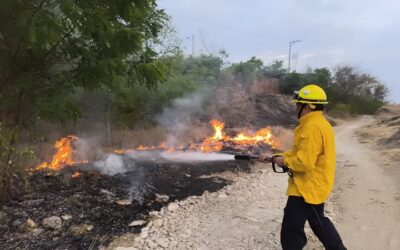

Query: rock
148 211 161 218
19 199 44 207
218 192 228 198
114 247 139 250
43 216 62 230
155 194 169 203
146 239 158 248
12 219 23 228
178 200 188 206
26 218 37 229
11 219 26 232
69 224 94 236
155 238 169 248
100 189 115 196
141 226 150 233
152 219 164 228
61 215 73 221
128 220 147 227
167 203 179 212
32 228 45 236
139 231 149 239
115 199 132 205
0 211 8 223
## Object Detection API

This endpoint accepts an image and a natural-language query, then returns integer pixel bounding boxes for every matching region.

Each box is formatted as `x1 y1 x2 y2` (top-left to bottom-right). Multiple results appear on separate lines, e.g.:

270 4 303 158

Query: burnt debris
0 156 250 250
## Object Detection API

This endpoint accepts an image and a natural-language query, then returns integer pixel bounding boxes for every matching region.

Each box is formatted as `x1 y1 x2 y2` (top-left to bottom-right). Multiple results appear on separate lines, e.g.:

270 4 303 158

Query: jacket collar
299 111 323 125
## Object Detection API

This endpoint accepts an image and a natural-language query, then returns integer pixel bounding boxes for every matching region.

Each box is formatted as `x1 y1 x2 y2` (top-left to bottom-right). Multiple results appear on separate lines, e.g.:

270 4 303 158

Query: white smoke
155 91 207 145
93 154 128 176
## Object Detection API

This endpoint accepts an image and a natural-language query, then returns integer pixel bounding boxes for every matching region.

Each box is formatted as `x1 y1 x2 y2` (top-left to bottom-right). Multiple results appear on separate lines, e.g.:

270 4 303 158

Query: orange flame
199 120 280 152
72 172 81 178
34 135 87 171
115 119 280 154
209 119 225 140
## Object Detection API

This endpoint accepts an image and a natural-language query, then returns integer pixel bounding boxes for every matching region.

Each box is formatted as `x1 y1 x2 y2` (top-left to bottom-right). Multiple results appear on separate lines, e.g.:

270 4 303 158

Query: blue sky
158 0 400 102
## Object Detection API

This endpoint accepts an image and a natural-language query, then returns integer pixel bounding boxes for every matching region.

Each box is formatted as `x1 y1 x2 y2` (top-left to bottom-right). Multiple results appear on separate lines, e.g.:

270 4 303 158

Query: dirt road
334 117 400 250
109 118 400 249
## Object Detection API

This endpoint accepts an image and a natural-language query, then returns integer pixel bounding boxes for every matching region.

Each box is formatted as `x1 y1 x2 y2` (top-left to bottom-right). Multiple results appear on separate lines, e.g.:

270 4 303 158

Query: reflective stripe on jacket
279 111 336 204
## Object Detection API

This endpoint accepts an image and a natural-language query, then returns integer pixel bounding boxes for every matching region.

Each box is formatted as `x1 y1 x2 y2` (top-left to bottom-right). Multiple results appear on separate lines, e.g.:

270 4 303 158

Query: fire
115 119 280 154
72 172 81 178
209 119 225 140
199 120 280 151
36 120 280 172
34 135 86 171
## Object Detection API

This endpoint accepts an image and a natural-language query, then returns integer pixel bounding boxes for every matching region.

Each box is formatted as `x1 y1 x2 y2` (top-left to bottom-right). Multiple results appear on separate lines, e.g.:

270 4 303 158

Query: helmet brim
291 99 329 104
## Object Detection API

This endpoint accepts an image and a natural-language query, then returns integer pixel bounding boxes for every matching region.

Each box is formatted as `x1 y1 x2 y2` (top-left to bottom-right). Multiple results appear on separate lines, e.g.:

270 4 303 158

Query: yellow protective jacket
278 111 336 205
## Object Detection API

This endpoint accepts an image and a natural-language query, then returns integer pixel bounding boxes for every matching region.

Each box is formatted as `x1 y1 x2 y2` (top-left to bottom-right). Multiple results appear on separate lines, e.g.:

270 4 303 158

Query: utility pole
288 40 301 73
187 35 195 56
192 35 195 56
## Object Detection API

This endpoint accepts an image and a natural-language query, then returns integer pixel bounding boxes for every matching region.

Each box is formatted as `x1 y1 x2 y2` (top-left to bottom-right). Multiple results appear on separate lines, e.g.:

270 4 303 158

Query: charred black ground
0 156 251 250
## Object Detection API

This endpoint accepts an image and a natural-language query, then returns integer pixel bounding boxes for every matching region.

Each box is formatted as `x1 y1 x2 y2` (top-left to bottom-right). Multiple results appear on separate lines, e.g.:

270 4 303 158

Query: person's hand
272 156 285 167
258 154 272 162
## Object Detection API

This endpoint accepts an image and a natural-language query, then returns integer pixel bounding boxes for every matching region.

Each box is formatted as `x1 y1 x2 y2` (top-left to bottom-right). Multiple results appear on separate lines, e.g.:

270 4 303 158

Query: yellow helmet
292 84 328 104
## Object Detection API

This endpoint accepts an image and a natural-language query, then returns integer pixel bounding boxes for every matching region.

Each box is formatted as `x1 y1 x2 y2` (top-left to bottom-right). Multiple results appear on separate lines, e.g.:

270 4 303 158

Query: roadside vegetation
0 1 390 202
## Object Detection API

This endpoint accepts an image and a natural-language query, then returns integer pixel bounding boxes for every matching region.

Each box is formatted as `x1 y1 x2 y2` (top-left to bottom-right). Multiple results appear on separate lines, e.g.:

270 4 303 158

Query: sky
158 0 400 103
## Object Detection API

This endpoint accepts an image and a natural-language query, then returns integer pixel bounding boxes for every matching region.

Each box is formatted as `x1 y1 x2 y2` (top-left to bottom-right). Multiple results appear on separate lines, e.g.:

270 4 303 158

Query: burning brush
31 119 281 174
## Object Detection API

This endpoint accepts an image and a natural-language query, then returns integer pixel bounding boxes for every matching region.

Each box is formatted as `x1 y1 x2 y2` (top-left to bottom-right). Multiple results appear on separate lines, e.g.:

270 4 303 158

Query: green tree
229 56 264 85
262 60 287 79
0 0 168 202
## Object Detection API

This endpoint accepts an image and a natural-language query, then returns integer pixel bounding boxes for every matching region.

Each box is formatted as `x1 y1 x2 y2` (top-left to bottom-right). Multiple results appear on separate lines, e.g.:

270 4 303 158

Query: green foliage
262 60 288 79
0 0 170 202
280 72 305 95
0 0 168 127
228 57 264 85
278 65 388 115
85 54 224 127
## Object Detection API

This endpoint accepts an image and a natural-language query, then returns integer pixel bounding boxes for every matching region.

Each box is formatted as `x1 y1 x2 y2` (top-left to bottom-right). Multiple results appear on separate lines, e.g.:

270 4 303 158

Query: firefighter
260 84 347 249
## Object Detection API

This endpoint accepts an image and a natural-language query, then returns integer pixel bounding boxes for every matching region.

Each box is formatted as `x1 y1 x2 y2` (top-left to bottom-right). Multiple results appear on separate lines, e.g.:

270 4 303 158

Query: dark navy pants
281 196 347 250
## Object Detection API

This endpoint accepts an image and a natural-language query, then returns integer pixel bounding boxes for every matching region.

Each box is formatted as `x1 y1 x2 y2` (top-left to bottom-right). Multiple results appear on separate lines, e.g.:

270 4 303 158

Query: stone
61 215 73 221
218 192 228 198
69 224 94 236
141 226 150 233
155 238 169 248
152 219 164 228
11 219 23 228
128 220 147 227
115 199 132 205
43 216 62 230
148 211 160 218
114 247 139 250
155 194 169 203
167 203 179 212
32 228 45 236
12 219 26 232
139 231 149 239
26 218 37 229
0 211 8 223
100 189 115 196
146 240 158 248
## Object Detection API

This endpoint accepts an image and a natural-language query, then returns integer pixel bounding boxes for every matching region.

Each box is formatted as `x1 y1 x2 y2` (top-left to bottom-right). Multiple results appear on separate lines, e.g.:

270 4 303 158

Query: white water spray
160 151 234 162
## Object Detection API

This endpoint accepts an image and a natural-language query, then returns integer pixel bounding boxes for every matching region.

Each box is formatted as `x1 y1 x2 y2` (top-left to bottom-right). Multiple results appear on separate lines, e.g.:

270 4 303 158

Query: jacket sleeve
283 125 322 173
275 149 295 158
